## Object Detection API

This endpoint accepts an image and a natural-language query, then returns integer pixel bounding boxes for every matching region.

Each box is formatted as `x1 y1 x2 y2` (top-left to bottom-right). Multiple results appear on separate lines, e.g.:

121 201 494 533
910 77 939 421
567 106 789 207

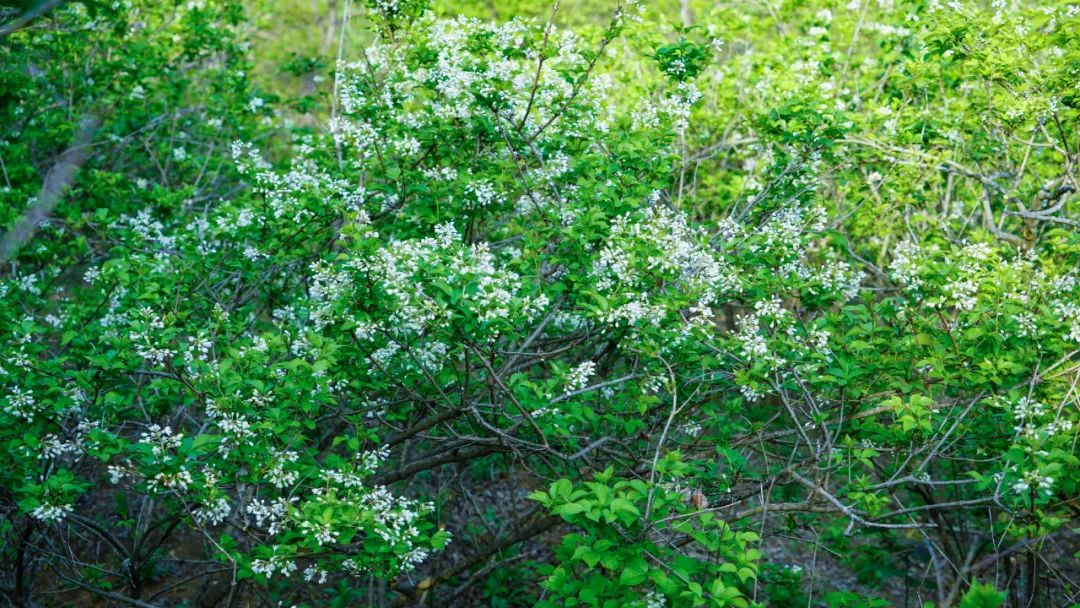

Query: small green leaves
651 31 712 82
3 0 1080 606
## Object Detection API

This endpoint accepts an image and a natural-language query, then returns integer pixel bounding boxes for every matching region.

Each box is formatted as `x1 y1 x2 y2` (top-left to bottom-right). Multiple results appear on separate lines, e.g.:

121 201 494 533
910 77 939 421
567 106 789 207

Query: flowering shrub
2 0 1079 607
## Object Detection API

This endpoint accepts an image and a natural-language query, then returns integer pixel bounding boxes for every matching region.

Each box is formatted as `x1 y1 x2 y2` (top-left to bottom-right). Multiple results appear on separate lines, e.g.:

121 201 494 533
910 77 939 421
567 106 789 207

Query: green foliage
959 583 1007 608
2 0 1079 606
531 465 758 607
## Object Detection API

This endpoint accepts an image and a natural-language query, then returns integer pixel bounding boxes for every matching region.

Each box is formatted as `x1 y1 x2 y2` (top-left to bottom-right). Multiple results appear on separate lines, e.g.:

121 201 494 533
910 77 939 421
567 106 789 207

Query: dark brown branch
391 509 560 606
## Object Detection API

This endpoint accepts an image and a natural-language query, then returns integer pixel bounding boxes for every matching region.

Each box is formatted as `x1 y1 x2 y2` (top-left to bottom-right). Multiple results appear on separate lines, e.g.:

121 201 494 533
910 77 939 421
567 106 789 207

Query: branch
0 113 100 262
0 0 65 40
391 509 560 606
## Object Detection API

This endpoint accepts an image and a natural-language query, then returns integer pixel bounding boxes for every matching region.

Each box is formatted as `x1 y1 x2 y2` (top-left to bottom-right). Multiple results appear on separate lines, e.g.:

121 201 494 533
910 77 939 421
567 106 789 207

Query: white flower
267 448 300 489
194 497 232 526
300 520 339 545
31 500 73 523
251 554 296 579
564 361 597 394
465 179 502 208
108 465 128 484
4 386 41 421
401 547 430 571
150 469 193 492
140 424 183 457
644 591 666 608
944 279 977 311
303 566 328 584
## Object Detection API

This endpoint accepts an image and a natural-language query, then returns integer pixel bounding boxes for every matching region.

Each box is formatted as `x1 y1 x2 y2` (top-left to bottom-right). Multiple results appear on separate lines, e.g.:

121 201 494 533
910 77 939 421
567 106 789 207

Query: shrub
2 0 1078 606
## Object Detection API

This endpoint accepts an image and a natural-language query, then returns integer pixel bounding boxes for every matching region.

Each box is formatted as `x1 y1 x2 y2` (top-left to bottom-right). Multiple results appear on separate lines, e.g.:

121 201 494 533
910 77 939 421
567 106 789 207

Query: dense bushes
2 0 1079 606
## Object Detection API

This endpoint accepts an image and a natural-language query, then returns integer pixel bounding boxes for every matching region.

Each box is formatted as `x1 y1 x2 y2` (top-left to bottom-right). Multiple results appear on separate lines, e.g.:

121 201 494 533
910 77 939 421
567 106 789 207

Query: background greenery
2 0 1079 607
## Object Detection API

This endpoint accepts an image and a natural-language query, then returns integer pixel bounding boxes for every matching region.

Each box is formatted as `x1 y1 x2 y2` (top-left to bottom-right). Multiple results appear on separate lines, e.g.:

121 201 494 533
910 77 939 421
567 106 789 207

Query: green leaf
552 502 586 519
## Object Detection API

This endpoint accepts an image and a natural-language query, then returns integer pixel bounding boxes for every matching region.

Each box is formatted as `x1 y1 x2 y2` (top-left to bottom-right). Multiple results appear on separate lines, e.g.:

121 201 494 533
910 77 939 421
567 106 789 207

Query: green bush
1 0 1078 606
